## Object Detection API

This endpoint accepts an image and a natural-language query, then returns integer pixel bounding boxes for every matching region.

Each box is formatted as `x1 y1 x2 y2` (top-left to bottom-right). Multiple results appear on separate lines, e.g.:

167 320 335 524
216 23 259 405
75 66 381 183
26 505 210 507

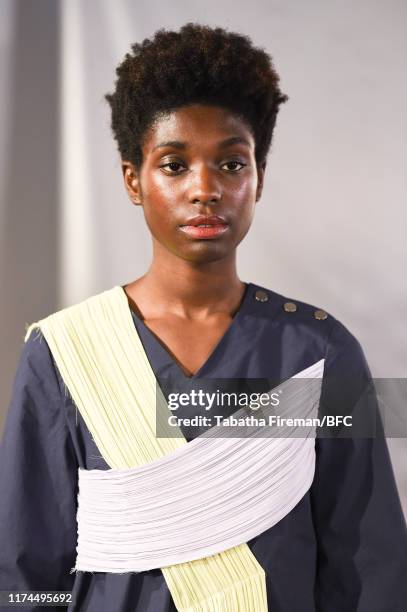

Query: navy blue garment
1 282 406 611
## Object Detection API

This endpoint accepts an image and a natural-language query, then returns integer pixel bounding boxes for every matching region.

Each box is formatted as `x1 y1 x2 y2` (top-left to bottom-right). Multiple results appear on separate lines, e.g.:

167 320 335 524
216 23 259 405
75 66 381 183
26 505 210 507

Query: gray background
1 0 406 514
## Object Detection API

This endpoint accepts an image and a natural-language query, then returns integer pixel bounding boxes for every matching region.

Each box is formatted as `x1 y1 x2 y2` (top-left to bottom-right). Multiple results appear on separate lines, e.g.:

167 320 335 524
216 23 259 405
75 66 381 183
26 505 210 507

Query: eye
159 161 186 174
221 160 247 172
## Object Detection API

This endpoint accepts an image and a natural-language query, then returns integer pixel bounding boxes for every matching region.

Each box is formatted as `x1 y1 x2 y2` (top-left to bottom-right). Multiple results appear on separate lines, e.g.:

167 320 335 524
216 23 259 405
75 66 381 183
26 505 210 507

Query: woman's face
122 104 266 264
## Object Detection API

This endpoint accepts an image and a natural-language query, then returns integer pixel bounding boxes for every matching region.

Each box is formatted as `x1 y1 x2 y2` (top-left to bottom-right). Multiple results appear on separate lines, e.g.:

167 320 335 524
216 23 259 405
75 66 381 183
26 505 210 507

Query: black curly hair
105 22 288 171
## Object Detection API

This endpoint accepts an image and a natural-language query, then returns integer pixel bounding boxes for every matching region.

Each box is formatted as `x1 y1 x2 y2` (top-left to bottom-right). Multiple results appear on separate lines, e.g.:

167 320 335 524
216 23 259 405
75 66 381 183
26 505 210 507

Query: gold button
314 309 328 320
254 289 269 302
283 301 297 313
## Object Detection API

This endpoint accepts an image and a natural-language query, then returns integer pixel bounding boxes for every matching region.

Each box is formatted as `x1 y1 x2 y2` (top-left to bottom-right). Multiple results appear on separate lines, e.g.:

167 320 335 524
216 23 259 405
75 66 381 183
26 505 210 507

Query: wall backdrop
1 0 406 514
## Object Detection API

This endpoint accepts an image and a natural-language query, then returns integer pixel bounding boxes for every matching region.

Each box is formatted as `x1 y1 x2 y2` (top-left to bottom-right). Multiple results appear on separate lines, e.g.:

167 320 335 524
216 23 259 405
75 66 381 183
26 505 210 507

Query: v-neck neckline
121 282 252 380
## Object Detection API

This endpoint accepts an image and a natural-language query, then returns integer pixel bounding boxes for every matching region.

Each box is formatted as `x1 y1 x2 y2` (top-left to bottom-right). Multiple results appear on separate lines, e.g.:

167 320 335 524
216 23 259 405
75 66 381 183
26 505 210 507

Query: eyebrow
152 136 251 152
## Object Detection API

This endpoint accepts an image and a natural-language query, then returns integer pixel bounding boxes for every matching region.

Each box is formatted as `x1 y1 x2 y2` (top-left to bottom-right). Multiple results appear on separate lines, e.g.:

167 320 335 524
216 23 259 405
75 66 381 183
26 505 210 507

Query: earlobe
255 161 266 202
121 160 142 206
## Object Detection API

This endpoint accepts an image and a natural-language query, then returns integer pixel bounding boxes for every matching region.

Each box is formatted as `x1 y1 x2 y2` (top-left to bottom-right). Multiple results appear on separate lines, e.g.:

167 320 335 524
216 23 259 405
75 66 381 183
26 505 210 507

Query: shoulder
1 330 69 437
24 285 120 337
248 280 334 333
248 281 367 365
22 285 121 395
17 328 66 403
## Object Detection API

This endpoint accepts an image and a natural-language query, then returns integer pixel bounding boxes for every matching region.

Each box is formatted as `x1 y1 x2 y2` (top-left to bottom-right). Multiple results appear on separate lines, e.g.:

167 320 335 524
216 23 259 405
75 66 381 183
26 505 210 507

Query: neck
127 245 245 319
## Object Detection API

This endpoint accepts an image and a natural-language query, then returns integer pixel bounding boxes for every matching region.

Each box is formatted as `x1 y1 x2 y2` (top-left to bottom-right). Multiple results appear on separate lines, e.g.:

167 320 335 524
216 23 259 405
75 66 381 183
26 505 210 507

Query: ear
255 161 267 203
121 161 142 206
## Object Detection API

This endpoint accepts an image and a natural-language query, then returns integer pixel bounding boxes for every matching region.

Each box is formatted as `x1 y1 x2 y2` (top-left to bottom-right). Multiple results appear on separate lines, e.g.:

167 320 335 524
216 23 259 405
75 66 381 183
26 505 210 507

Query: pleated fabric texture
24 286 322 611
75 360 323 572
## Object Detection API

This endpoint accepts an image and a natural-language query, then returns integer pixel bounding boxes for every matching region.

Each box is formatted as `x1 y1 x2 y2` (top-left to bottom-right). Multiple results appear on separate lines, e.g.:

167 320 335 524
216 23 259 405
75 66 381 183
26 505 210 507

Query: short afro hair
105 22 288 171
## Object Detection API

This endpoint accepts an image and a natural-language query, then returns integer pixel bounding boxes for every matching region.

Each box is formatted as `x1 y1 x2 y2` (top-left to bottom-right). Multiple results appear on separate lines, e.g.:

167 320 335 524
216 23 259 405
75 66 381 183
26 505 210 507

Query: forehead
142 104 255 152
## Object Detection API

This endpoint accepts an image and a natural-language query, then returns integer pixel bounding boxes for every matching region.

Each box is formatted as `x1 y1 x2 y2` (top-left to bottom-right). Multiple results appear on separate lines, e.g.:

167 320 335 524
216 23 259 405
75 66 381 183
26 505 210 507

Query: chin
179 243 232 264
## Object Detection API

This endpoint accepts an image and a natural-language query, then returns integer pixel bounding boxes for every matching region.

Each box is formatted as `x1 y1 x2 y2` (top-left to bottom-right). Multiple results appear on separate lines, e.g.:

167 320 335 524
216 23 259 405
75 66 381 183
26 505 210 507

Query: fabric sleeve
0 329 78 608
311 319 407 612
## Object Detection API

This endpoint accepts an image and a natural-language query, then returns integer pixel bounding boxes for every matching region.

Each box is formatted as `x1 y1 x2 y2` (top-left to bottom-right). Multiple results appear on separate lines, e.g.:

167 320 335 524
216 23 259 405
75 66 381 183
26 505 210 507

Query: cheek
232 177 257 215
142 172 181 211
141 194 179 244
233 168 258 199
229 180 257 240
139 175 173 220
234 181 256 208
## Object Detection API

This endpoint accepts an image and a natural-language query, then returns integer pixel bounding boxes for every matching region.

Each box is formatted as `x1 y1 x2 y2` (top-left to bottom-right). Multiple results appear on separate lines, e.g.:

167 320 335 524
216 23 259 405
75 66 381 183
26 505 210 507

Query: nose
187 165 221 205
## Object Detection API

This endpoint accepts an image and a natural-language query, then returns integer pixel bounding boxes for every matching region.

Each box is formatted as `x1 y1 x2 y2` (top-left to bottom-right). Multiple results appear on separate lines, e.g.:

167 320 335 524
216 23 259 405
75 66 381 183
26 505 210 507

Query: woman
0 22 406 612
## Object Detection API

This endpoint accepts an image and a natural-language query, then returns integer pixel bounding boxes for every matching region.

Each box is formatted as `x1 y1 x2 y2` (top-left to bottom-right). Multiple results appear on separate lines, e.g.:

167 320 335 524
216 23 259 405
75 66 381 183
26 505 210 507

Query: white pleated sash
75 358 324 573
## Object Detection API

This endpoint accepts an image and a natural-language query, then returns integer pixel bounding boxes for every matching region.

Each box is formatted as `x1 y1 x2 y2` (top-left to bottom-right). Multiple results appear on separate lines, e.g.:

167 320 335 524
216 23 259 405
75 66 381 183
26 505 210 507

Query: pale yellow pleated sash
24 286 268 611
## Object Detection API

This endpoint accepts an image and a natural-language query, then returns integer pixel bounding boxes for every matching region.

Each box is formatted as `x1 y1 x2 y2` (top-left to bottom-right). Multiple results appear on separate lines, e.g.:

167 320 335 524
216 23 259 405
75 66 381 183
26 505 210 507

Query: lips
179 214 229 239
180 214 228 227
